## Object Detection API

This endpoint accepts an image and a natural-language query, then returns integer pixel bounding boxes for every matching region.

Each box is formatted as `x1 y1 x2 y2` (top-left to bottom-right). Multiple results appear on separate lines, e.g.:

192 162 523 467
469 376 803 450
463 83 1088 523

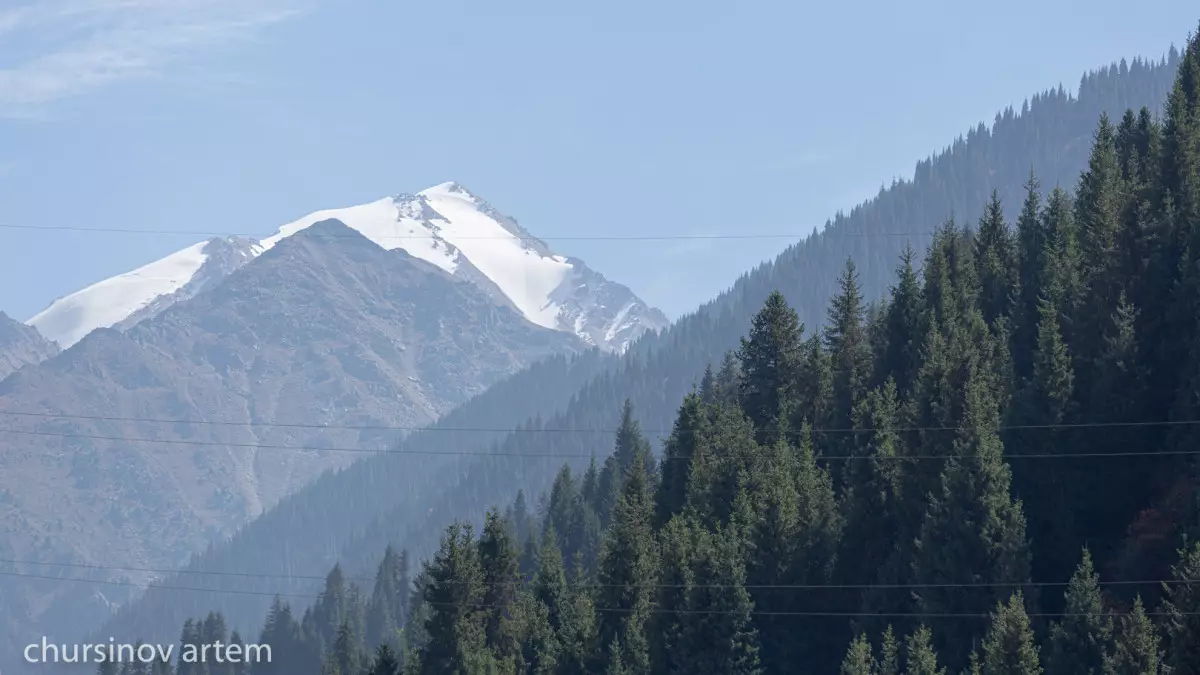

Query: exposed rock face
28 182 668 352
0 220 585 657
0 311 58 381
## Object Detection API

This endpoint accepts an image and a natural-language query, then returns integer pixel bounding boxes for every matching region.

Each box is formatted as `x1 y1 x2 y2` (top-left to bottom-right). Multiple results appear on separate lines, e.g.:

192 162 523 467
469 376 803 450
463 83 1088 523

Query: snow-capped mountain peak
28 183 667 351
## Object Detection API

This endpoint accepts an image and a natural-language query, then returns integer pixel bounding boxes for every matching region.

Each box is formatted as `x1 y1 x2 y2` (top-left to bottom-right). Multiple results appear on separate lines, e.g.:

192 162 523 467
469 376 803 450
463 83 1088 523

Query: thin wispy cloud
0 0 307 114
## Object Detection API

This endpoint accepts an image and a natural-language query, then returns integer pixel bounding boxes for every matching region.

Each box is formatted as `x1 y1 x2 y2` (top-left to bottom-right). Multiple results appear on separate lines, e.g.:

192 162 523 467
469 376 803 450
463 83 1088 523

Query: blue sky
0 0 1195 324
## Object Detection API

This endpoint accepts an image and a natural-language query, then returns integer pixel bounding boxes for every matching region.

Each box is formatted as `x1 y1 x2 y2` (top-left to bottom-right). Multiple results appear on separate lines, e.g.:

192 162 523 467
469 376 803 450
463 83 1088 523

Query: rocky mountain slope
29 182 667 352
0 218 594 661
72 49 1184 661
0 311 58 380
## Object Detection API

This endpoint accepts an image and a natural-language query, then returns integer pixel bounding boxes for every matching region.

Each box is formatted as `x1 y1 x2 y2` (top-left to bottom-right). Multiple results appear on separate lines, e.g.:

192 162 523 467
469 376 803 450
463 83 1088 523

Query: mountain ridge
0 310 58 381
72 48 1186 662
28 182 668 352
0 218 591 664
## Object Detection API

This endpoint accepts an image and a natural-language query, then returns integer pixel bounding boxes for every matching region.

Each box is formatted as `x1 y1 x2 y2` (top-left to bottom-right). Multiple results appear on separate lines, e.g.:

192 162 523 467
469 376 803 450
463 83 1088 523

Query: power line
0 428 562 457
0 222 935 241
2 408 1199 436
3 558 1194 591
1 569 1194 619
0 425 1196 461
0 570 320 601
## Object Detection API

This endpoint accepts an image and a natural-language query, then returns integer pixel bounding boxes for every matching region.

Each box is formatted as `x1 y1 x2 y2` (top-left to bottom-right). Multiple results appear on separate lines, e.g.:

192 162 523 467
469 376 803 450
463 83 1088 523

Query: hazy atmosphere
1 0 1194 319
4 2 1200 675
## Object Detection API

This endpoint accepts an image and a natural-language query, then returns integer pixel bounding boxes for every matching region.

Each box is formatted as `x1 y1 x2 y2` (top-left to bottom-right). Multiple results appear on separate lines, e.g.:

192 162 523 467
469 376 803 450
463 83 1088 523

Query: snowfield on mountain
28 181 667 352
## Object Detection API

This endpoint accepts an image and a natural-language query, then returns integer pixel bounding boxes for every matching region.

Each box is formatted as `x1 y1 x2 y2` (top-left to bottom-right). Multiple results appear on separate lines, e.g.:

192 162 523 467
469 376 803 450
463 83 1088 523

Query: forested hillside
118 27 1200 674
78 43 1185 655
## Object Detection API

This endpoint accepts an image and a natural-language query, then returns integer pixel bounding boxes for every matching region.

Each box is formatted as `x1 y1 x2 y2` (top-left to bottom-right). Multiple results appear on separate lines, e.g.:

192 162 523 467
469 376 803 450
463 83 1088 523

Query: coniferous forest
98 28 1200 675
87 37 1186 652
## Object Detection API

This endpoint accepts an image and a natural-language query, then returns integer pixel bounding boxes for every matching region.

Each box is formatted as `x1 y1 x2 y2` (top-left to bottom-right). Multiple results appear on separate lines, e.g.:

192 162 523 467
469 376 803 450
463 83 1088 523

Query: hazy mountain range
0 184 667 666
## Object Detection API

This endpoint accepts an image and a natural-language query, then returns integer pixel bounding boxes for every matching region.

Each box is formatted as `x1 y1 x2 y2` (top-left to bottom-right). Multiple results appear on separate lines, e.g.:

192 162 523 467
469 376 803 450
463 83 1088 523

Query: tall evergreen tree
656 393 707 528
735 424 841 671
1012 294 1077 589
667 520 761 675
883 245 925 395
368 644 401 675
595 443 656 675
511 491 532 546
841 634 877 675
325 620 365 675
415 523 493 674
841 379 910 627
879 627 900 675
256 597 303 675
1103 596 1161 675
1045 549 1111 675
367 546 410 650
826 260 872 447
1162 542 1200 675
904 627 946 675
738 290 804 445
714 350 742 408
1014 171 1047 378
1040 186 1082 320
1074 113 1126 382
913 374 1031 669
980 593 1041 675
597 401 652 528
796 329 834 433
478 508 522 665
975 190 1019 326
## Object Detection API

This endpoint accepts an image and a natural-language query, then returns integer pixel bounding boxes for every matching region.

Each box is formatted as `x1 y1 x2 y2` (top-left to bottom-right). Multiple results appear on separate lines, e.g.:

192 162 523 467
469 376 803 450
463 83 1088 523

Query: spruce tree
884 245 925 395
913 374 1031 669
1074 113 1125 379
905 627 946 675
1162 542 1200 675
656 393 706 528
1045 549 1111 675
735 424 841 671
672 522 761 675
699 363 717 405
511 491 532 546
738 290 804 445
1040 186 1081 320
257 597 302 675
683 401 758 528
714 350 742 408
975 190 1019 326
415 523 492 674
598 402 652 528
178 619 200 675
1014 172 1047 378
230 630 249 675
518 592 559 675
1081 294 1154 543
595 444 656 675
981 593 1041 675
841 634 878 675
561 553 598 675
311 564 351 656
841 379 910 626
326 620 365 675
367 546 409 650
656 516 698 675
1103 596 1161 675
879 627 900 675
369 644 401 675
478 508 522 664
1013 295 1077 588
827 260 872 444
